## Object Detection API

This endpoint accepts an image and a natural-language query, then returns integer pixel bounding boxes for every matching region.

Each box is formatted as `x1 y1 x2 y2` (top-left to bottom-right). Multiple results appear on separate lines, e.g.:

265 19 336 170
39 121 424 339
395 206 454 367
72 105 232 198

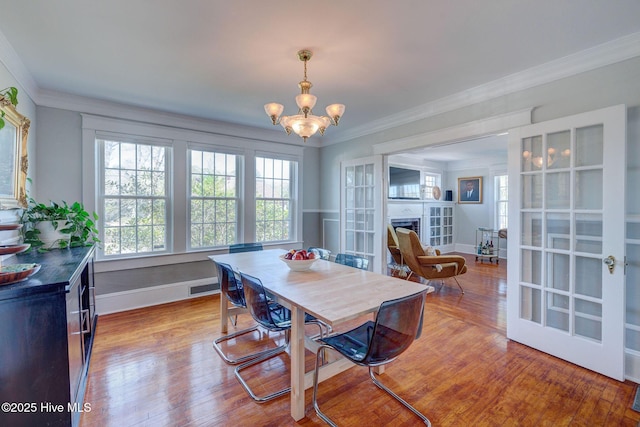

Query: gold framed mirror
0 95 30 209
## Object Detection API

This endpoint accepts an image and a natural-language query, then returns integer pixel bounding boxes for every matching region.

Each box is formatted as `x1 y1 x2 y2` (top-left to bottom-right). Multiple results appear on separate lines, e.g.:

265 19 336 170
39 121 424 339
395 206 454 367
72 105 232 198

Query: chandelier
264 50 345 142
522 147 571 168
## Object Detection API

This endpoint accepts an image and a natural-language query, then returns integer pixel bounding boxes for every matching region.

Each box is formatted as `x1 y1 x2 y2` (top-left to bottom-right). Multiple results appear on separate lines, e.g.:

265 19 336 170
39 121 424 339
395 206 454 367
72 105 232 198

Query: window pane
255 156 295 243
495 174 508 229
188 149 239 249
99 139 169 257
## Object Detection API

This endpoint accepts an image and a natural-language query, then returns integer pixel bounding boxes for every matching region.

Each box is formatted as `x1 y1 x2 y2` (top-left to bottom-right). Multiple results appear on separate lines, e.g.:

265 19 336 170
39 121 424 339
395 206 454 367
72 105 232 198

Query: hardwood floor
81 255 640 426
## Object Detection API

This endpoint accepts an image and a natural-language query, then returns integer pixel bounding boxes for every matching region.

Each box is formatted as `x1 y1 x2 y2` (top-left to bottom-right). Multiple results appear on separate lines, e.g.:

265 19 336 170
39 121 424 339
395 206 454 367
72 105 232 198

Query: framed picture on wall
458 176 483 204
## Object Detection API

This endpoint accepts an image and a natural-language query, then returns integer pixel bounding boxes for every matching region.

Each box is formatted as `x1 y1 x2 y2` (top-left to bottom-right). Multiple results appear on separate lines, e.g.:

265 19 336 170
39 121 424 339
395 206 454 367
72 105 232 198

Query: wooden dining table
210 249 431 421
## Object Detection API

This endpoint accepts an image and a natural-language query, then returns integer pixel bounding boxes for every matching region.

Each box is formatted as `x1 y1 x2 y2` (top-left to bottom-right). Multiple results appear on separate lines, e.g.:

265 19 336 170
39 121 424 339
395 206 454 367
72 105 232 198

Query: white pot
36 220 71 249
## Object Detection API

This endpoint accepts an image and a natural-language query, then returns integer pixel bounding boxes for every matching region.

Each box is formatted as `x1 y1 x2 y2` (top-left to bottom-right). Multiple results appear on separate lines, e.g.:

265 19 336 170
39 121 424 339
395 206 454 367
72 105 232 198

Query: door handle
603 255 615 274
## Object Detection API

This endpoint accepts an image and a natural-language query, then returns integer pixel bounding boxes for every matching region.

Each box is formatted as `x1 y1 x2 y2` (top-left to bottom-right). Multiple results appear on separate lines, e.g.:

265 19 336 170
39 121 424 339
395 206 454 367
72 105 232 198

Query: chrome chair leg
368 367 431 426
213 325 285 365
234 345 291 402
312 344 338 427
313 345 431 426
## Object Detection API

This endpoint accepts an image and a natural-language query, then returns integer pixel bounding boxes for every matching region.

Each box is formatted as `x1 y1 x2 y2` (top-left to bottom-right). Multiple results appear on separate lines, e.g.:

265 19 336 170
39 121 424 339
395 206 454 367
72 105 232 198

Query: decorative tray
0 263 41 286
0 244 30 255
0 223 22 231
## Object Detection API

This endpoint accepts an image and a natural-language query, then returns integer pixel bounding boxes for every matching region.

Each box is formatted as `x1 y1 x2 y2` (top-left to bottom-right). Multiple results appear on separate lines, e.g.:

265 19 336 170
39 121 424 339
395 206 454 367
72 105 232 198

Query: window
189 149 239 248
423 172 441 200
86 114 304 262
100 138 170 257
495 174 508 230
255 156 296 242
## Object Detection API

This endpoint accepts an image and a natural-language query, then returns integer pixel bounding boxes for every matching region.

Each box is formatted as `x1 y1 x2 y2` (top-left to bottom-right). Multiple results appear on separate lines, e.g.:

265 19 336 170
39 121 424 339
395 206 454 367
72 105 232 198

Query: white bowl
279 254 318 271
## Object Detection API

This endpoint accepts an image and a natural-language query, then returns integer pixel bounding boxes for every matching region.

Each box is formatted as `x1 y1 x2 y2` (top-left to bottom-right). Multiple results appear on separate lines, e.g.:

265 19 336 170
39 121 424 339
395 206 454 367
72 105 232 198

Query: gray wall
30 105 323 294
35 106 82 203
6 52 640 297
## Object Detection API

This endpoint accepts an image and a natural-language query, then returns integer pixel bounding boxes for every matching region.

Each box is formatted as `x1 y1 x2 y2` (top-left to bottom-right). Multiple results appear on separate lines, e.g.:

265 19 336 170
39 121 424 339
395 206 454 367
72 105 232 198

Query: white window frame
82 114 304 267
188 147 242 250
422 172 442 200
97 134 173 259
494 173 508 230
255 154 298 243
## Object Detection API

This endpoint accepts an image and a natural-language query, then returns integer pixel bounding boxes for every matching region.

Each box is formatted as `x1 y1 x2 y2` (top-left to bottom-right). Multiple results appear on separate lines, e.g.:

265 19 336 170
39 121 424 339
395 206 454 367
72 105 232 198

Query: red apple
293 251 306 260
284 252 293 260
307 252 316 260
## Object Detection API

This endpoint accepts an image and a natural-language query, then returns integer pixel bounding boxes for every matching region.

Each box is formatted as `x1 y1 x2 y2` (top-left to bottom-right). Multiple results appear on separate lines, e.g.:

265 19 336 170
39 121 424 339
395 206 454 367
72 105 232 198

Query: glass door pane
518 116 607 343
508 104 626 380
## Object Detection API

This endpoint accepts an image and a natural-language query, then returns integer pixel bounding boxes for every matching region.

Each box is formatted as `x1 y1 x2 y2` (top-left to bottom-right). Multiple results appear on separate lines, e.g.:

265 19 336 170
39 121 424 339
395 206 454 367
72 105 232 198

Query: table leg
290 306 305 421
220 294 228 334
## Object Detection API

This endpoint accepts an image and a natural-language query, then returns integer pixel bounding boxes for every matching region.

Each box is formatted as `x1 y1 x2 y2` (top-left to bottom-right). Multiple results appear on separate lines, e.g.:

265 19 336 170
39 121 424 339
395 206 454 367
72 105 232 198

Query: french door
507 105 626 380
340 156 383 273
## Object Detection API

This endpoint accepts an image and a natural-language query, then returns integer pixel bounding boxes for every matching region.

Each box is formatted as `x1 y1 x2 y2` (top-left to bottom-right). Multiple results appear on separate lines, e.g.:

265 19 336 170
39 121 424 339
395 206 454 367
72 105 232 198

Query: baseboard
625 349 640 383
96 278 219 315
456 243 507 259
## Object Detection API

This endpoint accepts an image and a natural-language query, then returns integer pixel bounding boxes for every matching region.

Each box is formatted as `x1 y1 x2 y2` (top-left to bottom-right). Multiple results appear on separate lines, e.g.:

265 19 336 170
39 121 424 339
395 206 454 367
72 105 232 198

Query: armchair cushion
416 255 468 278
396 227 468 281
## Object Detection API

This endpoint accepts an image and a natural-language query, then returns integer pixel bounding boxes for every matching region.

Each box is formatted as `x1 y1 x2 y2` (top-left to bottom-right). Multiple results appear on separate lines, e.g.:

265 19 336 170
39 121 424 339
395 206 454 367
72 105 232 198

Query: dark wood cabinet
0 246 97 427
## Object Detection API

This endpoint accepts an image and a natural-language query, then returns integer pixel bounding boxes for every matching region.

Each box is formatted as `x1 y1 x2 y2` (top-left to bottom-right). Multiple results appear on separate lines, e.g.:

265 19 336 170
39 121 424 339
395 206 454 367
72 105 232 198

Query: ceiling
1 1 640 152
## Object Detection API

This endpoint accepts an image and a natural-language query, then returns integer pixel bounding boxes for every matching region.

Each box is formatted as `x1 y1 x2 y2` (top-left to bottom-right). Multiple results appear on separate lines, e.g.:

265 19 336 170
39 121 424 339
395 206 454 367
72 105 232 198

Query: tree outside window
255 156 295 242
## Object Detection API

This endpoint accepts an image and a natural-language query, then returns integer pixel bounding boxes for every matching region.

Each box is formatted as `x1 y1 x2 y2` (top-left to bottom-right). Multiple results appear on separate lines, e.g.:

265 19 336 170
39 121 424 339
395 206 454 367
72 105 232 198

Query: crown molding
37 88 328 148
328 31 640 145
2 27 640 147
0 30 38 100
39 88 314 145
373 108 533 155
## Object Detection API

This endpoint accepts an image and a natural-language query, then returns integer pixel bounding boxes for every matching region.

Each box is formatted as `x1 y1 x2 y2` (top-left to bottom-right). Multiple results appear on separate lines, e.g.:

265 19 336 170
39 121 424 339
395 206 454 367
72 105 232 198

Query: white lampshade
295 93 317 110
325 103 345 119
320 116 331 129
287 114 327 139
264 103 284 118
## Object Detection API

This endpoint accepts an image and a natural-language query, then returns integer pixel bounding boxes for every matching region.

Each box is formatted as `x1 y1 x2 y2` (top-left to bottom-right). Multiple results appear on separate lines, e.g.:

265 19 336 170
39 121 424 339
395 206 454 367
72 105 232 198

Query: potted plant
21 197 100 251
0 86 19 129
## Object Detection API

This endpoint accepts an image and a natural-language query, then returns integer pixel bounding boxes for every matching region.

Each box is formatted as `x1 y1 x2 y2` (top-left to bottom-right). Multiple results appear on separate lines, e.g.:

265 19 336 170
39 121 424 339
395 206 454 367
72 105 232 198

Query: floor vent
190 283 218 295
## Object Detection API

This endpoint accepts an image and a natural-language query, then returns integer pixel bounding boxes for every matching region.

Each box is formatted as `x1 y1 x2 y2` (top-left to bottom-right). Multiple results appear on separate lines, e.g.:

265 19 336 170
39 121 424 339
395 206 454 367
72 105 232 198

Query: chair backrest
395 228 426 276
239 272 291 331
229 242 263 253
308 247 331 260
215 262 245 308
364 291 426 365
335 253 369 270
387 224 402 264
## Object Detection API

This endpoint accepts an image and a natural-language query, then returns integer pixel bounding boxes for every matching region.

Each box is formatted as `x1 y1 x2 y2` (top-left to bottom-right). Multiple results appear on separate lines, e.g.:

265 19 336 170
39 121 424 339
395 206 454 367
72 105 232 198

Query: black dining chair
212 262 285 365
235 272 325 403
308 247 332 260
335 253 370 270
234 272 293 402
229 242 263 253
312 291 431 426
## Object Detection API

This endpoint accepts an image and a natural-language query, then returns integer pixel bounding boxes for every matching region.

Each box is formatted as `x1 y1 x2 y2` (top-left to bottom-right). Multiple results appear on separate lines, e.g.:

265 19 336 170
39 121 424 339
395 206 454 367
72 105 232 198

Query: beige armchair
396 227 467 294
387 224 409 278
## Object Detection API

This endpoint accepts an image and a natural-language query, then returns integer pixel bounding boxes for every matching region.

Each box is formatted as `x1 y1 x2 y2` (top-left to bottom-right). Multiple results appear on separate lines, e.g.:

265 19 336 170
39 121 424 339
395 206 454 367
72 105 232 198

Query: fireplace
390 217 420 238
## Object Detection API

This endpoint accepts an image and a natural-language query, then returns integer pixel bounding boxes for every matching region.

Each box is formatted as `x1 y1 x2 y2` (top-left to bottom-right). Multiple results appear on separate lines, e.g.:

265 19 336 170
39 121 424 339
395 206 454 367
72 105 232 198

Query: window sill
94 241 303 273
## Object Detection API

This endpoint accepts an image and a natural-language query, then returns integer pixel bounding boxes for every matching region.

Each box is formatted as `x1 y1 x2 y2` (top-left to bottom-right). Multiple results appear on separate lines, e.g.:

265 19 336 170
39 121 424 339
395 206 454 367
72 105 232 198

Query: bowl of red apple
280 249 318 271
